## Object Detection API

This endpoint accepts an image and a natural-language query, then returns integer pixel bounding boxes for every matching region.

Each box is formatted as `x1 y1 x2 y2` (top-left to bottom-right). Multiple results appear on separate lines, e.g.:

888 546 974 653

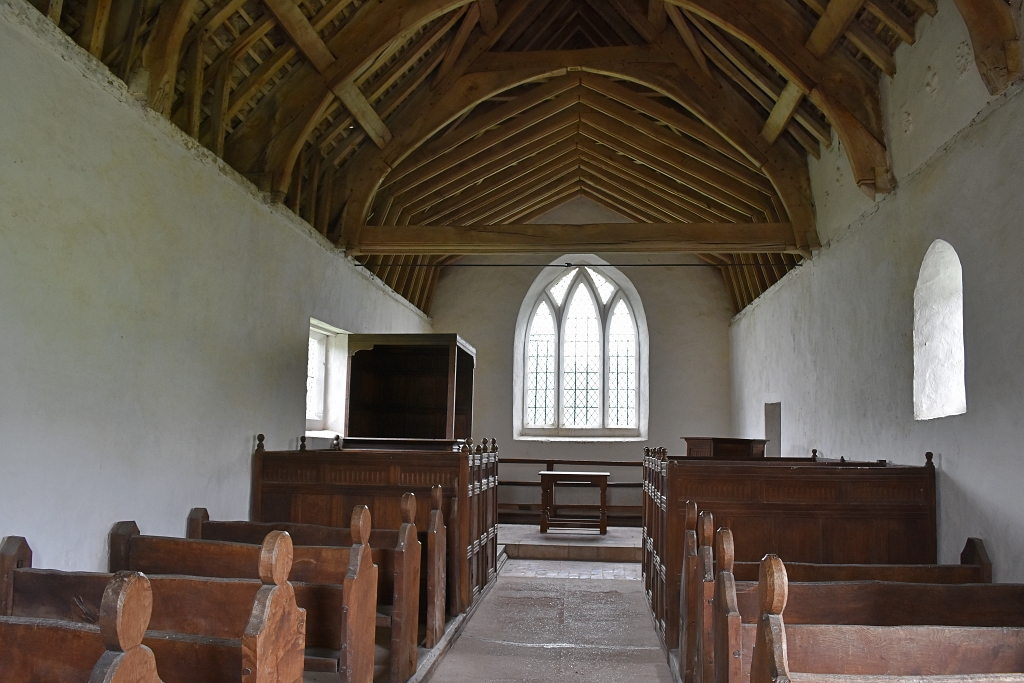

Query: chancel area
2 0 1024 681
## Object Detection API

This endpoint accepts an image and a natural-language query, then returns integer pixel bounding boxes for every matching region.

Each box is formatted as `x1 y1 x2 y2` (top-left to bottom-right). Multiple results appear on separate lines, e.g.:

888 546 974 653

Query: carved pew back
703 528 994 683
0 570 162 683
1 533 306 683
187 494 430 683
750 556 1024 683
108 509 376 683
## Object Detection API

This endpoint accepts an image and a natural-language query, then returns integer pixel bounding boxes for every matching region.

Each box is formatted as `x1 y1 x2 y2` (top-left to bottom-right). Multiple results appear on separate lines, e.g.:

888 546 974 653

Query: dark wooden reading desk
539 471 610 535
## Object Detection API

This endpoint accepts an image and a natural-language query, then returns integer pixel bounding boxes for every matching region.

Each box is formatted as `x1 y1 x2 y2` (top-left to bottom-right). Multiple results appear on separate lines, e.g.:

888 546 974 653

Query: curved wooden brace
952 0 1022 95
223 0 477 193
335 62 819 252
809 86 893 198
142 0 203 116
668 0 890 199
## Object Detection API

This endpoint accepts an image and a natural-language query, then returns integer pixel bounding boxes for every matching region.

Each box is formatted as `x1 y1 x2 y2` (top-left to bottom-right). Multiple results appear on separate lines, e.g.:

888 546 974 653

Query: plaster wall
430 201 736 507
730 0 1024 579
0 0 430 572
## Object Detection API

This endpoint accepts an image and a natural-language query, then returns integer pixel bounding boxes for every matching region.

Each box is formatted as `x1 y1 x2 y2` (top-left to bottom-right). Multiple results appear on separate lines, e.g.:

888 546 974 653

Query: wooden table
539 471 610 534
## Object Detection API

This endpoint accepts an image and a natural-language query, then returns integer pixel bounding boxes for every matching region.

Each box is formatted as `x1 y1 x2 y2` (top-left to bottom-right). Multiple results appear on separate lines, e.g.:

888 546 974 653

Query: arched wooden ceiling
34 0 1021 313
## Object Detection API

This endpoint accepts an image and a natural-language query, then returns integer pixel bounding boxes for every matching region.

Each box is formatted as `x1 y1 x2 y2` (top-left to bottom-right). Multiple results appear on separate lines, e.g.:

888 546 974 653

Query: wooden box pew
713 529 1012 683
107 509 377 683
252 435 499 617
186 492 440 683
0 533 306 683
685 517 991 683
749 555 1024 683
0 570 163 683
645 451 938 653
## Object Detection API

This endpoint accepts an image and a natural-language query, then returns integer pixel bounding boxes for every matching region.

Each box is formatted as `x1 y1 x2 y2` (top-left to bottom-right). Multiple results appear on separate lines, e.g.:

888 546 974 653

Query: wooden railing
497 457 643 527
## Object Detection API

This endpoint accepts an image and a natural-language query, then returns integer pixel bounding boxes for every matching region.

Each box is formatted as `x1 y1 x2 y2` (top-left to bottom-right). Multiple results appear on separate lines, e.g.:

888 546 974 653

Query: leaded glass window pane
547 269 577 306
607 300 637 427
526 302 557 426
306 332 327 421
562 284 602 427
586 267 616 304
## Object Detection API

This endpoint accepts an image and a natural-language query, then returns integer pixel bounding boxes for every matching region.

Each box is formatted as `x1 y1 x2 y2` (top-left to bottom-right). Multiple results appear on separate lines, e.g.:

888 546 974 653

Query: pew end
342 505 379 683
186 508 210 540
243 531 306 683
390 495 421 682
751 555 789 683
425 485 448 649
698 512 715 548
1 536 33 615
961 538 993 583
91 571 163 683
716 529 735 575
109 522 140 573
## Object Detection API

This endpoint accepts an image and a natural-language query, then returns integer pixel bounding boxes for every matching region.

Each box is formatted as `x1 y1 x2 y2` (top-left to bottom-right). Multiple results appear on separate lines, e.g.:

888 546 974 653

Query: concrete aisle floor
426 560 672 683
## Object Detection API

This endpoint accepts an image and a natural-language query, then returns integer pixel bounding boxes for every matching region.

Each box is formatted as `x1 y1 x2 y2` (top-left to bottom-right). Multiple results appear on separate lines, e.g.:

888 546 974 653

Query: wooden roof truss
27 0 1022 313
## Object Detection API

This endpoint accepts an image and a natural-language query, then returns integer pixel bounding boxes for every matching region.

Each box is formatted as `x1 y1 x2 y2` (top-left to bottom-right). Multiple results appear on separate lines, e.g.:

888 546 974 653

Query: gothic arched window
515 257 649 440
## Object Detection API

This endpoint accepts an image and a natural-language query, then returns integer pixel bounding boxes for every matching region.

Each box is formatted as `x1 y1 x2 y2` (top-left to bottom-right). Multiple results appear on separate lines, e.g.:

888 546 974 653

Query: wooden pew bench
106 508 377 683
712 529 1016 683
750 555 1024 683
0 533 305 683
682 512 993 683
0 570 162 683
187 492 441 683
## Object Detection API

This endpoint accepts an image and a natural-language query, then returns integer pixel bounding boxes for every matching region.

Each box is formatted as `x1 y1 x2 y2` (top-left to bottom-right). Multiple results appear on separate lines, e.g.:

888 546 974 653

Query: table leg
540 480 549 533
600 478 608 535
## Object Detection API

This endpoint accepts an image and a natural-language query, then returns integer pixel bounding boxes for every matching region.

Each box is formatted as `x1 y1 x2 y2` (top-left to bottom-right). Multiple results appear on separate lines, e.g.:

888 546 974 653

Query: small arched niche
913 240 966 420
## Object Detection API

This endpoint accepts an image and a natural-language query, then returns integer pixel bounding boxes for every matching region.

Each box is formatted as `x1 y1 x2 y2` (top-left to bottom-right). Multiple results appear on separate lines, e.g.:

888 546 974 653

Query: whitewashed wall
430 197 736 508
0 0 431 572
730 0 1024 579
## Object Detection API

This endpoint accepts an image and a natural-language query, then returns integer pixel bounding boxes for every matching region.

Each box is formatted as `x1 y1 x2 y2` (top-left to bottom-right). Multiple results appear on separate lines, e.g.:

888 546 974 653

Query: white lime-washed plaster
731 0 1024 579
0 0 430 572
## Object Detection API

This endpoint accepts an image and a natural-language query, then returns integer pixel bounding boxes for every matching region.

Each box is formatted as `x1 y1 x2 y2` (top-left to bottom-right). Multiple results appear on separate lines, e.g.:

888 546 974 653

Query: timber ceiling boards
31 0 1021 313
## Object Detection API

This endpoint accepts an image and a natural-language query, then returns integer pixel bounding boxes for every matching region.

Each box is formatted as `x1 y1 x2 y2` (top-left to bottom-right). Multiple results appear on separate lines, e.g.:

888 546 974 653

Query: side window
305 319 349 434
913 240 966 420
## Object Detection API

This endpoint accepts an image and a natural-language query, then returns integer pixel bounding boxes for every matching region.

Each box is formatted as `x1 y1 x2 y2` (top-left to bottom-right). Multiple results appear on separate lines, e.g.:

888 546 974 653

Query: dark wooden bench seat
0 570 162 683
106 507 377 683
1 533 305 683
750 556 1024 683
712 528 1016 683
682 512 993 683
186 492 439 683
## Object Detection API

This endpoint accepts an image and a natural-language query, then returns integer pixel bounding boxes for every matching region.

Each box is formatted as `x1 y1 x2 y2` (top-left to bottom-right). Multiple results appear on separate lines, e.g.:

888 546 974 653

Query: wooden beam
262 0 336 72
44 0 63 24
648 0 668 32
355 222 799 254
79 0 113 58
666 5 711 77
435 3 481 85
332 80 393 148
863 0 915 44
805 0 864 58
181 30 207 138
577 87 774 193
477 0 498 32
205 58 232 157
116 0 146 80
388 74 583 186
141 0 202 115
761 81 805 144
951 0 1022 95
387 91 582 194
